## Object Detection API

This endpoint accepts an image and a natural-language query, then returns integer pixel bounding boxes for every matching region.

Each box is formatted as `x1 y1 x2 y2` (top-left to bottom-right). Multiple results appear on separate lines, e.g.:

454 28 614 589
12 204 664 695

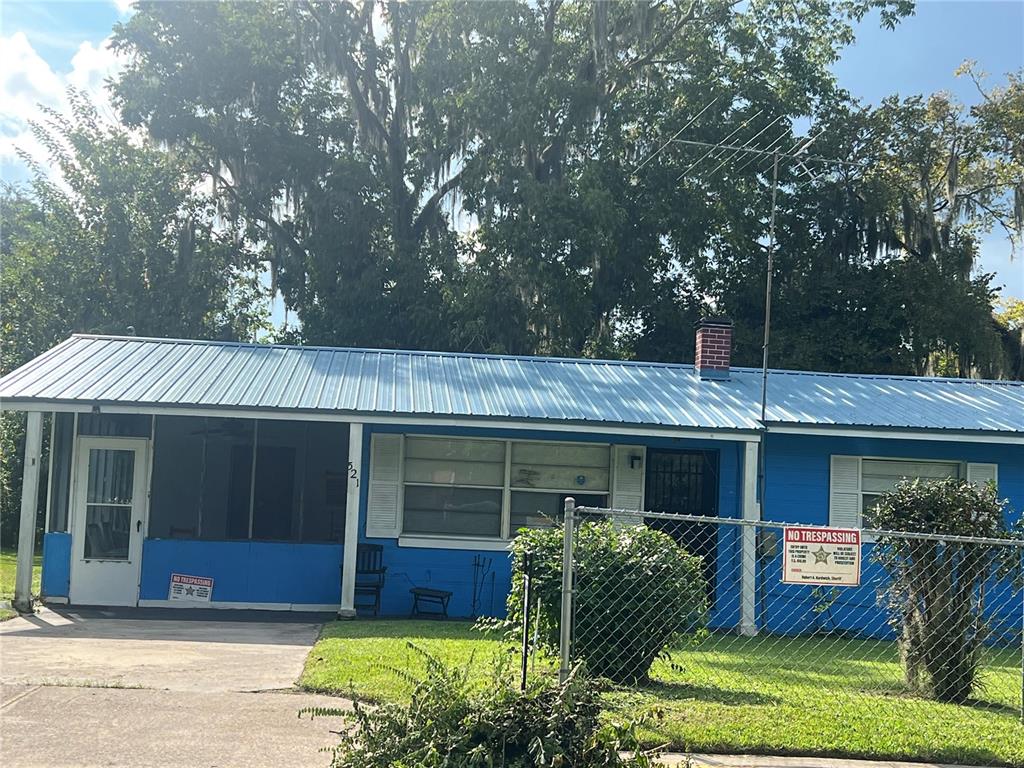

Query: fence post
740 441 759 636
520 550 533 692
559 497 575 683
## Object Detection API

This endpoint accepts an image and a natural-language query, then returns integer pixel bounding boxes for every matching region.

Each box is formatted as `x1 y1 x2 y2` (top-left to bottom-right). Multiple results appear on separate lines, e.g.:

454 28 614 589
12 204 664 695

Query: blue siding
118 419 1020 633
356 426 1023 637
139 539 342 605
362 423 747 622
760 434 1024 638
41 531 71 598
763 433 1024 525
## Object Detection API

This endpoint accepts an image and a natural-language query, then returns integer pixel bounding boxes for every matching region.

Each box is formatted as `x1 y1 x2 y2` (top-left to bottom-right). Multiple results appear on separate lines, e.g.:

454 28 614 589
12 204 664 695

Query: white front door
70 437 149 606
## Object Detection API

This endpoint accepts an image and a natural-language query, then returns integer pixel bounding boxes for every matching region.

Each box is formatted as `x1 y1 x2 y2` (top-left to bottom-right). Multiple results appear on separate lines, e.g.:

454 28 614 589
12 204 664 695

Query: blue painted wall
41 531 71 598
357 425 1023 641
362 423 748 622
64 415 1015 637
139 539 342 605
763 433 1024 526
758 433 1024 638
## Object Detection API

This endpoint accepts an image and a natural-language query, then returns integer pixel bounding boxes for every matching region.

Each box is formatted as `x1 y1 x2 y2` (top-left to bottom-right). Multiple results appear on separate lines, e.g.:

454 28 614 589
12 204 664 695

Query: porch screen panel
78 413 151 437
301 421 349 542
202 418 255 540
48 412 74 532
251 420 303 541
149 416 203 538
149 416 349 543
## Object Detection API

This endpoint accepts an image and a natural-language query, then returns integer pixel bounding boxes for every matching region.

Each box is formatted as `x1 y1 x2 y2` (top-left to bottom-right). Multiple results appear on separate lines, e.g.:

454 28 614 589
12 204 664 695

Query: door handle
136 520 142 533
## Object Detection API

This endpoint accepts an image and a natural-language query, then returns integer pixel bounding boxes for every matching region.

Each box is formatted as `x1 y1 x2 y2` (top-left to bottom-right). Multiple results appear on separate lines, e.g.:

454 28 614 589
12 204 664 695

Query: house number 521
348 461 359 487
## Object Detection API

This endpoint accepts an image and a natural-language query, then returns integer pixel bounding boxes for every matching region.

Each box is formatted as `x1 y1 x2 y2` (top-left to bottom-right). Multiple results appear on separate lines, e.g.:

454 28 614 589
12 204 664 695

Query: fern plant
301 643 661 767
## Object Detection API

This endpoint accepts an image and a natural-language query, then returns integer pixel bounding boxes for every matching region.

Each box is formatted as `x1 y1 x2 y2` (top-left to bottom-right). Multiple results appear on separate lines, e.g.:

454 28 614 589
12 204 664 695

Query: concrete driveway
0 606 350 768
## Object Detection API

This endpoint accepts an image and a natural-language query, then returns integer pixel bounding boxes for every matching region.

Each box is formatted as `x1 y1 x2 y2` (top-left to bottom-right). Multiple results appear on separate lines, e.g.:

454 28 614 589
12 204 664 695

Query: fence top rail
573 505 1024 548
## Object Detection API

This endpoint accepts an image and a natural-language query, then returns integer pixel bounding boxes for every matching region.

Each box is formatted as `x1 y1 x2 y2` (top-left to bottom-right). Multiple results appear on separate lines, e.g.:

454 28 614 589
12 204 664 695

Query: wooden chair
353 544 386 616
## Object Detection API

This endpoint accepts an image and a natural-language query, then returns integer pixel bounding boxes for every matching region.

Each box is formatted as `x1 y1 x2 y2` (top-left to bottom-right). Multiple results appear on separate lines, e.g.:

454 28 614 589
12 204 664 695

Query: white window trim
837 455 969 529
398 535 513 552
398 435 612 545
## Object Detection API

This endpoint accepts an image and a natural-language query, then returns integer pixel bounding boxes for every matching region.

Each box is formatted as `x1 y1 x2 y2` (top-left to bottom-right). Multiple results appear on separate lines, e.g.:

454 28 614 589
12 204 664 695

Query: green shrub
302 645 659 767
866 478 1019 704
505 521 708 683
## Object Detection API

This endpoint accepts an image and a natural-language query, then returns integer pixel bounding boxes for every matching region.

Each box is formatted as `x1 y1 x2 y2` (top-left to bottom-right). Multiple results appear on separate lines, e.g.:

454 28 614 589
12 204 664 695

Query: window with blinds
402 437 506 538
399 437 611 539
860 459 960 515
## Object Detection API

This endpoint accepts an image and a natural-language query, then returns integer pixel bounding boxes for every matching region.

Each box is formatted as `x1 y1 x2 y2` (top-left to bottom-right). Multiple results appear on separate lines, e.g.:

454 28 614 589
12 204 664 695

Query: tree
112 0 468 349
717 86 1023 378
0 92 266 545
995 299 1024 380
114 0 952 364
866 478 1018 704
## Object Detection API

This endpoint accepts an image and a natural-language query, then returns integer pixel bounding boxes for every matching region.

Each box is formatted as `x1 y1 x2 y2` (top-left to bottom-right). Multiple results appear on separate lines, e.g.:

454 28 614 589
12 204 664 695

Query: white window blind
966 463 998 488
510 442 610 492
861 459 958 494
389 437 613 541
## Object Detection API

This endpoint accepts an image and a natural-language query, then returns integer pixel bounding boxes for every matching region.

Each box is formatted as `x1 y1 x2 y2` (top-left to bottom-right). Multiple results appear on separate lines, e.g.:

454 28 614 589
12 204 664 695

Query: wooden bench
409 587 453 619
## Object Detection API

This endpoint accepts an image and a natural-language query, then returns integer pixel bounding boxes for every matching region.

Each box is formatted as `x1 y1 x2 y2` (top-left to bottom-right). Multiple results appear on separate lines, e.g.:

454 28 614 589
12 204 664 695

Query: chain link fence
546 500 1024 734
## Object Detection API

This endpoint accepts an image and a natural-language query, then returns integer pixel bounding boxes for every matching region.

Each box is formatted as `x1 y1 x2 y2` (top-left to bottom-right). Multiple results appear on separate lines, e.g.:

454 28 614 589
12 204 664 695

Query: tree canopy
103 0 1021 378
0 0 1016 382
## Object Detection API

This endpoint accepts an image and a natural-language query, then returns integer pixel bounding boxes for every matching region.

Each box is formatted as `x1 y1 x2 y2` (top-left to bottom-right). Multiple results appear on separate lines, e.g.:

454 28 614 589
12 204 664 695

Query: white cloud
110 0 135 17
0 32 124 181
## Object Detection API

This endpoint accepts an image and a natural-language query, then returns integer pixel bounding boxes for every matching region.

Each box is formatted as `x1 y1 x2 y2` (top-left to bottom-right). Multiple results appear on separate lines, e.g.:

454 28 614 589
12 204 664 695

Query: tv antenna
637 116 869 508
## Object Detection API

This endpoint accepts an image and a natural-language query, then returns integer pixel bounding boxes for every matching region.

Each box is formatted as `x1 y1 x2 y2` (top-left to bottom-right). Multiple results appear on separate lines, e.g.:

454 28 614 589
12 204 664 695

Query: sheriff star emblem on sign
812 546 831 564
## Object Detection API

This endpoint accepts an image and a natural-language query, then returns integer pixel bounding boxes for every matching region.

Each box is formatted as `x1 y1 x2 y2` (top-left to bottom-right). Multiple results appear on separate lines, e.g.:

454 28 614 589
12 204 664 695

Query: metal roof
0 334 1022 436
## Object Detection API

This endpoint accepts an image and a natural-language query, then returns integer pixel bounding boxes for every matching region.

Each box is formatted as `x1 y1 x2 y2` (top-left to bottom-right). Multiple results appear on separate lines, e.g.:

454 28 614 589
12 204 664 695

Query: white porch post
339 423 363 618
740 440 760 636
14 412 44 613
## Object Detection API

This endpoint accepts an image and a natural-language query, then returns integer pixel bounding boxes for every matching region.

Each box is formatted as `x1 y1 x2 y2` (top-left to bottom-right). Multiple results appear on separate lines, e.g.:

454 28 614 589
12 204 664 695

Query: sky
1 0 1022 301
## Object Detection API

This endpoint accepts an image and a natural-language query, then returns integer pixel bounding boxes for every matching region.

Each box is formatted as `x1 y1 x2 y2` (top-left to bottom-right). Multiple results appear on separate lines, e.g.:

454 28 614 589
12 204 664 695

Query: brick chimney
695 317 733 380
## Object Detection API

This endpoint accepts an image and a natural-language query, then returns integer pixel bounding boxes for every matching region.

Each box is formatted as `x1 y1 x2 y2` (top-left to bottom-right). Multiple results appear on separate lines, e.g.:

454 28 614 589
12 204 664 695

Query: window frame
397 434 612 546
845 455 964 529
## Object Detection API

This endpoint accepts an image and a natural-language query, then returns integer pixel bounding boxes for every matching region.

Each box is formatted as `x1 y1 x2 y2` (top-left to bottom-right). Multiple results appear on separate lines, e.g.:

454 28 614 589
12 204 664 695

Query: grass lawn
0 547 41 603
300 620 1024 767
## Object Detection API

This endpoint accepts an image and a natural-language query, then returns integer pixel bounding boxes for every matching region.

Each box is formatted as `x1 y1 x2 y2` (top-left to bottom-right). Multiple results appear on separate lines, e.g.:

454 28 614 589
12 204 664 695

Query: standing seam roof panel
1 336 1022 434
50 339 154 401
22 338 120 400
151 344 222 404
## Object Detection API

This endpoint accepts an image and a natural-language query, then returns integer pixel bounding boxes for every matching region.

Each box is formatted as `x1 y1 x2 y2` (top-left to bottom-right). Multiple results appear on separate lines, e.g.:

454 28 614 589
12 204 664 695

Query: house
2 320 1022 634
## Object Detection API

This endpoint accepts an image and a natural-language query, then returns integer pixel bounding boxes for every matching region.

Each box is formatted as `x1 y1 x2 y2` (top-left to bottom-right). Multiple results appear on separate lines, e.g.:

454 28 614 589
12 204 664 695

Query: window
399 437 610 540
860 459 959 516
150 415 349 542
402 437 505 538
510 492 607 531
829 456 969 530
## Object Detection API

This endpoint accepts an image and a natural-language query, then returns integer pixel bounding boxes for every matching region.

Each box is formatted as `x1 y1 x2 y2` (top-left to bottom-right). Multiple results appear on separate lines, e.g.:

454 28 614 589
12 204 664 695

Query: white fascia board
767 424 1024 445
1 400 763 442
